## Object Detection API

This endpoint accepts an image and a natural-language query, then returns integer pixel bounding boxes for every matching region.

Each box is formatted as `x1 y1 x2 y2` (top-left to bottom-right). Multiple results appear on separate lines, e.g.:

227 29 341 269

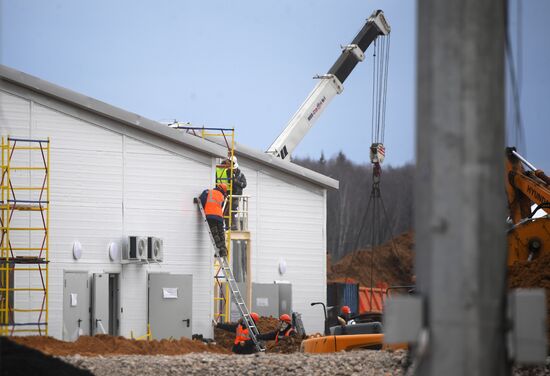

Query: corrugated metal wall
0 85 329 338
254 170 326 334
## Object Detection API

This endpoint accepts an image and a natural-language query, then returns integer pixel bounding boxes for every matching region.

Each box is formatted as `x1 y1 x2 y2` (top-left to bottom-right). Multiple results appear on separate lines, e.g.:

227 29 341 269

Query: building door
92 273 109 335
148 273 192 340
63 272 90 341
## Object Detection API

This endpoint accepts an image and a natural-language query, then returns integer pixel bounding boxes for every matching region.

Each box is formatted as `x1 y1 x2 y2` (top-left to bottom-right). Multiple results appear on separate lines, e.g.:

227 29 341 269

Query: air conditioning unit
148 237 163 262
122 236 148 263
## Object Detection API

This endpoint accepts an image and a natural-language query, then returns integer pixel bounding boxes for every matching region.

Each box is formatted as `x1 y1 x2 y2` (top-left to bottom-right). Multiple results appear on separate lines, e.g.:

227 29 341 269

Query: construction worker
257 314 296 344
214 312 261 354
199 183 228 257
337 305 352 326
215 158 231 185
229 157 247 230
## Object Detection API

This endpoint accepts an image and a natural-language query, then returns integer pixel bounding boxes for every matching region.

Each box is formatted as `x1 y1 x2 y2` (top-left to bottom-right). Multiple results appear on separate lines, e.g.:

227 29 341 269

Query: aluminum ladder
194 197 264 352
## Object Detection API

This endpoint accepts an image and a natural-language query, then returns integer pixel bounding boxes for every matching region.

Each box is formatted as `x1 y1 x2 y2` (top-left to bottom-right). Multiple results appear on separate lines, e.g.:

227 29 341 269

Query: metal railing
230 195 249 232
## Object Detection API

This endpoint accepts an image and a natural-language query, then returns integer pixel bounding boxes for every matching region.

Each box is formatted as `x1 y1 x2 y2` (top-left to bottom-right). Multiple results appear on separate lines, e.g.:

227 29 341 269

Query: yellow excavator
505 147 550 265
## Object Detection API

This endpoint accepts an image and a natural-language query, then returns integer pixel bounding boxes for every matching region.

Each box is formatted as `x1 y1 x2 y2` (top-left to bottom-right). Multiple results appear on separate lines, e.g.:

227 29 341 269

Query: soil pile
10 334 229 356
508 252 550 345
265 336 304 354
328 232 414 287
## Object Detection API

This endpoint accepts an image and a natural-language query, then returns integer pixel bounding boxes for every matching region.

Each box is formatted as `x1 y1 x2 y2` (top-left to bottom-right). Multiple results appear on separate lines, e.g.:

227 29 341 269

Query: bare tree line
295 152 414 261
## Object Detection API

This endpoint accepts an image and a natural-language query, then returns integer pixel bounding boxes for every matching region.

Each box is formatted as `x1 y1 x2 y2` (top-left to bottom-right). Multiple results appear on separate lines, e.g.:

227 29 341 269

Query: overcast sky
1 0 549 171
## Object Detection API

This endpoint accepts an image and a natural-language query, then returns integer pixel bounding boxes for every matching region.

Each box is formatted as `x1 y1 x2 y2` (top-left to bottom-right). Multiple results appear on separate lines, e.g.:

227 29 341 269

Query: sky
1 0 549 171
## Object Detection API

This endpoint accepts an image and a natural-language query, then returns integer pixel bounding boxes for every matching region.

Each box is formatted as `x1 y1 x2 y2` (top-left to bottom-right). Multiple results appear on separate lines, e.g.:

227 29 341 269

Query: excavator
505 147 550 265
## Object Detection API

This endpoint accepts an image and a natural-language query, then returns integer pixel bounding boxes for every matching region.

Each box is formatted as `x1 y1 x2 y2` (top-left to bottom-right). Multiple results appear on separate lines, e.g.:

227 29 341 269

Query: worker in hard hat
228 156 247 230
199 183 228 257
257 314 296 344
337 306 352 326
214 312 261 354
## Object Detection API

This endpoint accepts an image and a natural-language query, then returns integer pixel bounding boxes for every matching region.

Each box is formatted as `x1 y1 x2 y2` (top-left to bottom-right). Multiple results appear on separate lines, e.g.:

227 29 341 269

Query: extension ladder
194 197 264 352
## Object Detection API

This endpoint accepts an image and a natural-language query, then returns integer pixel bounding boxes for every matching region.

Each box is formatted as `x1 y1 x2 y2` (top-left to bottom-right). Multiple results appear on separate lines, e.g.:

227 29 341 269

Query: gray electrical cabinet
251 282 293 318
277 282 292 316
92 273 109 335
148 273 192 339
252 283 279 317
63 272 90 341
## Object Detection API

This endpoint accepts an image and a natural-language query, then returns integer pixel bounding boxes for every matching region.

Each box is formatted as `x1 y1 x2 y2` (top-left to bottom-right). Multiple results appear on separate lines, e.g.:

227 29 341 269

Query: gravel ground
61 351 550 376
61 351 408 376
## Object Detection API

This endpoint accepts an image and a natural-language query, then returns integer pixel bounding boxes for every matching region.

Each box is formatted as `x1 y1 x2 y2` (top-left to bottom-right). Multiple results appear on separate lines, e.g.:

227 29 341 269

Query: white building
0 65 338 340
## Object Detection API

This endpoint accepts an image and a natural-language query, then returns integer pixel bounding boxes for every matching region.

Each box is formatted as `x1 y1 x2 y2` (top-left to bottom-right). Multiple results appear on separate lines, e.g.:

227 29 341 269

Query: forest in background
294 152 414 261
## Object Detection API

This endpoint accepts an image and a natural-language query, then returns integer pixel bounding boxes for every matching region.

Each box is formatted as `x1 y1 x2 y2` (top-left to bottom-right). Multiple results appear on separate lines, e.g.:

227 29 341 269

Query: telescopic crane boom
266 10 391 160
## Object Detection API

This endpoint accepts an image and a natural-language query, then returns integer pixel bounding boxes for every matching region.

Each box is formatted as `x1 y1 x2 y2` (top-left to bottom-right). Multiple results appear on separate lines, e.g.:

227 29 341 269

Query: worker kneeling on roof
214 312 261 354
199 183 228 257
257 314 296 344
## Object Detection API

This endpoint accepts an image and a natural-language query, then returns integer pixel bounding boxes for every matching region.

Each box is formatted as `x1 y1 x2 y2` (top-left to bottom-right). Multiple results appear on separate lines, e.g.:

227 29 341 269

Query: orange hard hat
279 314 292 324
216 183 228 194
341 305 351 314
250 312 260 323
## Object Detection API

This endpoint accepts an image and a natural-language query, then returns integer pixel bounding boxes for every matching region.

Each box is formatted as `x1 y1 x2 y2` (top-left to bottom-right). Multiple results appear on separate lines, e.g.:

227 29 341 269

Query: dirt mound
10 334 229 356
328 232 415 287
265 336 304 353
508 252 550 345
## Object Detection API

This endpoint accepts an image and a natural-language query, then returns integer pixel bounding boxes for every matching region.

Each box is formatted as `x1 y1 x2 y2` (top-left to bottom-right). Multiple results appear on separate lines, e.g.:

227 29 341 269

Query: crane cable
353 34 404 305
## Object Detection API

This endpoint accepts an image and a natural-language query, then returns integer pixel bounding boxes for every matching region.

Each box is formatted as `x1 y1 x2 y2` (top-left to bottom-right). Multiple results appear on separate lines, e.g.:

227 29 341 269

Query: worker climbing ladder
170 123 261 350
194 197 263 352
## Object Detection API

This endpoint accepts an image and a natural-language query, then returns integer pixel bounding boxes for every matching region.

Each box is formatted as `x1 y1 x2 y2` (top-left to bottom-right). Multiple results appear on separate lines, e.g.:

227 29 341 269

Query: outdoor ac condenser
147 237 163 262
122 236 148 263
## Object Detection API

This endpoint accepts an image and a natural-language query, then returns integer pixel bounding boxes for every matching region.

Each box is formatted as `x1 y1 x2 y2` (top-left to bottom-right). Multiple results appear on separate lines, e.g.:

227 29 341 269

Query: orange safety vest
204 189 224 219
234 324 250 345
275 327 295 344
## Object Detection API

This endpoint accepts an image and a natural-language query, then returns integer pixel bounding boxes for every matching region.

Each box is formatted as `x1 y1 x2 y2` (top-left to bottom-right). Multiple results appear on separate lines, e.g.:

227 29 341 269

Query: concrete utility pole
415 1 509 375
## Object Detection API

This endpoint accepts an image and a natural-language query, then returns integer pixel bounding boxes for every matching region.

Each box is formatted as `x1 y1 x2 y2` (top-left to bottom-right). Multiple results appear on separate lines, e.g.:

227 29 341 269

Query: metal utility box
276 282 293 316
252 283 279 317
252 282 293 318
148 273 193 339
63 272 90 341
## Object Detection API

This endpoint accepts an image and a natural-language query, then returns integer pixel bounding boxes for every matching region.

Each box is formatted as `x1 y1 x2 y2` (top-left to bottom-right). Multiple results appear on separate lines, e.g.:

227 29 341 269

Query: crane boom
266 10 391 160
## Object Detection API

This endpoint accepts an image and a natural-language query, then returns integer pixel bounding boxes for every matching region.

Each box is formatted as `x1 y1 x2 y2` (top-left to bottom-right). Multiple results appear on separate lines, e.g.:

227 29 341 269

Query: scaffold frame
0 136 50 336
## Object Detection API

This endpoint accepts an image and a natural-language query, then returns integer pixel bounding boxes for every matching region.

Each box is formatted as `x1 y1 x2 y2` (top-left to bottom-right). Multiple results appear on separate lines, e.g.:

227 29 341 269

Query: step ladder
194 197 264 352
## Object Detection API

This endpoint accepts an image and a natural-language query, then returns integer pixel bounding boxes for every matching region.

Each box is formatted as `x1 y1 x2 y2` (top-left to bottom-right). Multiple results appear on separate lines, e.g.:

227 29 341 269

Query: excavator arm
505 147 550 264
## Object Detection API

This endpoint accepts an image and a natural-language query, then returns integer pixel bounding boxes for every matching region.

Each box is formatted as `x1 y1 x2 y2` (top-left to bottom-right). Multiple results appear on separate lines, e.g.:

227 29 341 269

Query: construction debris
9 335 229 357
328 232 414 287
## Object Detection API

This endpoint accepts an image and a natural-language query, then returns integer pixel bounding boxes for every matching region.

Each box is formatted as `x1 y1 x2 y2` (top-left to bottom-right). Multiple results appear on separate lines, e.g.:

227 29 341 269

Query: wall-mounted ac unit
148 237 163 262
122 236 148 263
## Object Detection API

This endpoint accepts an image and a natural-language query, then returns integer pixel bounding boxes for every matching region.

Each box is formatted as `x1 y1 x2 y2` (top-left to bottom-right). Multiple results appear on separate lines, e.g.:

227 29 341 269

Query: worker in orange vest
214 312 261 354
257 314 296 344
199 183 228 257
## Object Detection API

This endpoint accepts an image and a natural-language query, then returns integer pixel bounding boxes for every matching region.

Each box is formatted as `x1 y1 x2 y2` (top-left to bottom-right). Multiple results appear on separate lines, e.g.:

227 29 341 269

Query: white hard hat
231 156 239 169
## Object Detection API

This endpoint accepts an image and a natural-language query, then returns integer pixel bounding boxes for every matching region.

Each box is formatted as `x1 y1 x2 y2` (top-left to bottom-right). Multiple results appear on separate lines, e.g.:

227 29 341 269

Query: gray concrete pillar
415 0 509 375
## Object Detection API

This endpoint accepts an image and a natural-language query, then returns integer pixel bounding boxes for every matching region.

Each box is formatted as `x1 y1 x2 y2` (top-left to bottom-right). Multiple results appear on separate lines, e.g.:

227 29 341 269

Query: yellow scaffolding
0 136 50 336
174 125 236 322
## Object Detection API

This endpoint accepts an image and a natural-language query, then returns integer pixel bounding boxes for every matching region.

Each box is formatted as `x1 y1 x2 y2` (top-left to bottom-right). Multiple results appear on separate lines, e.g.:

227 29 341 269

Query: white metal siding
254 169 326 334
